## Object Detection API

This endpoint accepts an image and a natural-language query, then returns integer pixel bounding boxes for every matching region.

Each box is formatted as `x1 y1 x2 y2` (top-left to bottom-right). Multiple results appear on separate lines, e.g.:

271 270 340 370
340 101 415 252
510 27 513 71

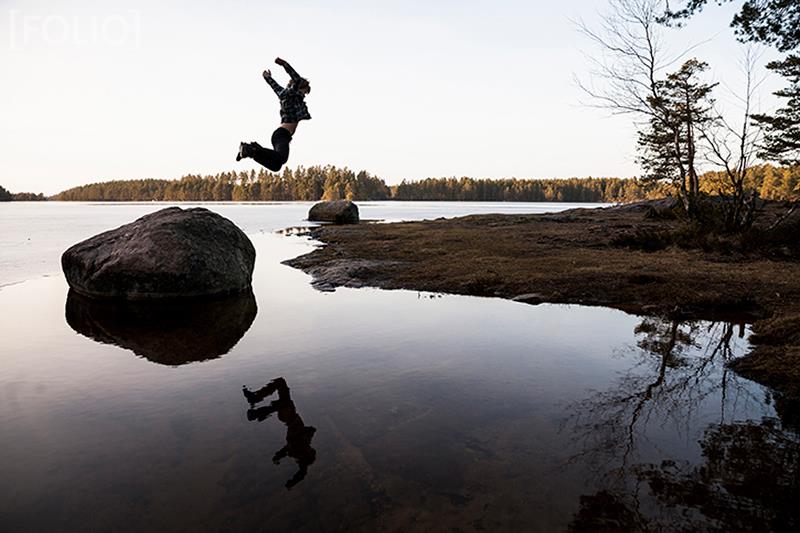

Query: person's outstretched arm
263 69 284 96
275 57 302 81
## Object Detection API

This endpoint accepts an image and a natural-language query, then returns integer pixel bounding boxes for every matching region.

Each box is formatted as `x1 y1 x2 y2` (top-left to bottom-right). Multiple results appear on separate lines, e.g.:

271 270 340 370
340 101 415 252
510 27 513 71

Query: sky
0 0 785 195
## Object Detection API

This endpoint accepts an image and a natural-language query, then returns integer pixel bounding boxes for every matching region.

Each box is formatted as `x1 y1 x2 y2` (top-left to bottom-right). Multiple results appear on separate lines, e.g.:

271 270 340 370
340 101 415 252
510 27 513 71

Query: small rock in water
61 207 256 300
308 200 360 224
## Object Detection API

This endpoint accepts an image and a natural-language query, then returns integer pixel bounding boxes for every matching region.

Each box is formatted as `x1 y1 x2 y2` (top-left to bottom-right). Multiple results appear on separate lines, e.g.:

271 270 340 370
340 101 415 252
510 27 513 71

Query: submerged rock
308 200 359 224
61 207 256 300
65 289 257 365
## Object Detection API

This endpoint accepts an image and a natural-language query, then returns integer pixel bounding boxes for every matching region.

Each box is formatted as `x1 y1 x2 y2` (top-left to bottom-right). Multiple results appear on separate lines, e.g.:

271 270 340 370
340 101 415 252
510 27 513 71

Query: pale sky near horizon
0 0 784 195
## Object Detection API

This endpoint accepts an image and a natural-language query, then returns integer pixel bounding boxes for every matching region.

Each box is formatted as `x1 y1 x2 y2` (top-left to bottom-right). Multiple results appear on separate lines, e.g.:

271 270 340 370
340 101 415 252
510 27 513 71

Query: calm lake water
0 202 796 532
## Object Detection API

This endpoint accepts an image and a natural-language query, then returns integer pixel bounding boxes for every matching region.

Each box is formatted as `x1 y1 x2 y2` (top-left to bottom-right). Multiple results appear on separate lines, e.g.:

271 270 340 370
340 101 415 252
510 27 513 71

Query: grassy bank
286 200 800 397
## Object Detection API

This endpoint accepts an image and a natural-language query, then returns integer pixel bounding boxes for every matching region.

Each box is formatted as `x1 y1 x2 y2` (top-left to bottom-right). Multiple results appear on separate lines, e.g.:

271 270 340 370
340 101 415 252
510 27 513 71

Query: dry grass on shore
286 200 800 396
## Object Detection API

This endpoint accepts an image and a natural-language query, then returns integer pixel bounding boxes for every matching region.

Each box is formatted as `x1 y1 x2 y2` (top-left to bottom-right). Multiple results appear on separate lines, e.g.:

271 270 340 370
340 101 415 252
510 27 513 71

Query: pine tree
638 59 717 215
664 2 800 170
752 55 800 165
662 1 800 52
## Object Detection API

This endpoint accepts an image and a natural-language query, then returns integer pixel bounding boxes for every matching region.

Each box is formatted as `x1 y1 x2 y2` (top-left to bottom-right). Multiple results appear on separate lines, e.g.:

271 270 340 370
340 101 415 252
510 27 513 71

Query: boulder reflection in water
65 289 257 365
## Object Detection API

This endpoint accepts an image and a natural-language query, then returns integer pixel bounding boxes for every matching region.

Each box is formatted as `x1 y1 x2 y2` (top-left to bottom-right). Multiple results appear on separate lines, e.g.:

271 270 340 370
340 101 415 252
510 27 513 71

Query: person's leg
270 126 293 169
244 376 288 402
246 142 284 172
246 404 278 422
237 127 292 171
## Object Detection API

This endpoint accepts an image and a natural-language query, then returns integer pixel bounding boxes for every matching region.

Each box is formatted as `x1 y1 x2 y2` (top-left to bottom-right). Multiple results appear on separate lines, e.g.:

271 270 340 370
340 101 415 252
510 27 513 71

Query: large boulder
308 200 359 224
65 289 257 365
62 207 256 300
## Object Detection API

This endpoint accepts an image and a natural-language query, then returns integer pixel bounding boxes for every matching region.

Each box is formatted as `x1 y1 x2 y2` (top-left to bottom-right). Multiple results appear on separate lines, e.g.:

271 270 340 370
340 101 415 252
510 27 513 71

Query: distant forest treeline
52 169 654 203
5 164 799 203
0 185 46 201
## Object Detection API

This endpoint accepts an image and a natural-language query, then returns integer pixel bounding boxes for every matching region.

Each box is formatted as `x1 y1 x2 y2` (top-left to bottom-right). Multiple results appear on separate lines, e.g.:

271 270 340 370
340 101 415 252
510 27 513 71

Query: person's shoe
242 386 259 404
236 142 251 161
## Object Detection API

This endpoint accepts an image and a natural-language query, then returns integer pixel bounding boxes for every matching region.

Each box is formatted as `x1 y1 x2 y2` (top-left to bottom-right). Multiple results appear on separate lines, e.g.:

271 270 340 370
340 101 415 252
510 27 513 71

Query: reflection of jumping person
236 57 311 172
243 377 317 490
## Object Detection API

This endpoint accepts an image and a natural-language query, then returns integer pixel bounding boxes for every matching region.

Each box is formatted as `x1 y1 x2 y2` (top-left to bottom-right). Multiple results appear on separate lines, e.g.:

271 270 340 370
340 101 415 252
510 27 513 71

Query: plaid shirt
265 62 311 124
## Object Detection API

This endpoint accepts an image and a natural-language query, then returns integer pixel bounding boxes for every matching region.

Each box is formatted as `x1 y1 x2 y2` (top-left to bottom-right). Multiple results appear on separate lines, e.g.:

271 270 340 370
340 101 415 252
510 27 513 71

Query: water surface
0 202 796 531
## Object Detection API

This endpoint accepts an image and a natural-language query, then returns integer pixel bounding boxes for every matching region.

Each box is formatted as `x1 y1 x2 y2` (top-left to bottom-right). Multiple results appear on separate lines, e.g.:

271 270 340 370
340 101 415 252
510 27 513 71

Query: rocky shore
286 201 800 397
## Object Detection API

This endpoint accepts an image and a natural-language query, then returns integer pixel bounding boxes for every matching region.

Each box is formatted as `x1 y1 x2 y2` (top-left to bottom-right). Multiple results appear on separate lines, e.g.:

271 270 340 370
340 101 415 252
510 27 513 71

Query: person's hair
289 77 311 94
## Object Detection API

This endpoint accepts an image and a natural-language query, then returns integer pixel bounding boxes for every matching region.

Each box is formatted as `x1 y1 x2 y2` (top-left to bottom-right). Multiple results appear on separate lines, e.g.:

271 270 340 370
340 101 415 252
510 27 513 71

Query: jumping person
236 57 311 172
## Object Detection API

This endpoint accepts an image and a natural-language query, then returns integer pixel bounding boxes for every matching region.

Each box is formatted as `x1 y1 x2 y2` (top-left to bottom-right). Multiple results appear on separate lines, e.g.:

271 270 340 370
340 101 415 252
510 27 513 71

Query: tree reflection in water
243 378 317 490
563 316 800 531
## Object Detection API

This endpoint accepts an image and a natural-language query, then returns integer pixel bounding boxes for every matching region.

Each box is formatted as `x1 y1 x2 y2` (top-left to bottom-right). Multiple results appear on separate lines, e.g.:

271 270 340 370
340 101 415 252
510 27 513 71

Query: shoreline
285 201 800 397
